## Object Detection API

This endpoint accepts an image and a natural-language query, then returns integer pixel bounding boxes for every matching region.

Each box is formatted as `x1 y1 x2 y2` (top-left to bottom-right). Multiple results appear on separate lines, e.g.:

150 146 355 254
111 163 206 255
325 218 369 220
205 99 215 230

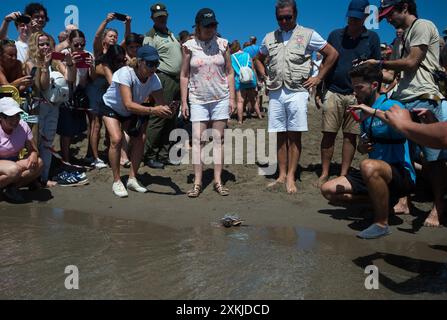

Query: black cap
150 3 168 18
194 8 218 27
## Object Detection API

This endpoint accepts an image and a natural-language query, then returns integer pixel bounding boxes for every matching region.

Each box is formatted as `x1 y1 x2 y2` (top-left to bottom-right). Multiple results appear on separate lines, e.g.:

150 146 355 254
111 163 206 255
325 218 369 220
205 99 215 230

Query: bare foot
286 178 297 194
424 208 443 228
267 178 286 190
46 180 58 188
313 176 329 189
393 197 411 215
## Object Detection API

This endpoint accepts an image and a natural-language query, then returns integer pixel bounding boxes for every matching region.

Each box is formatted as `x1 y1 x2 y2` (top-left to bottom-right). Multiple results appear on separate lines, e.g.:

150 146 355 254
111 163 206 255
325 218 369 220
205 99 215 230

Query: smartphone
16 15 31 24
114 13 127 21
75 51 91 69
51 52 66 61
30 67 38 79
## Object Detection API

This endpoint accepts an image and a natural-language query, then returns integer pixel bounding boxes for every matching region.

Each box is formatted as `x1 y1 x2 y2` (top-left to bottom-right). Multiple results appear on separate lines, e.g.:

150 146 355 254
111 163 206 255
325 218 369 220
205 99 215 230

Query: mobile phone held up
51 52 66 61
114 13 127 21
75 52 91 69
30 67 38 79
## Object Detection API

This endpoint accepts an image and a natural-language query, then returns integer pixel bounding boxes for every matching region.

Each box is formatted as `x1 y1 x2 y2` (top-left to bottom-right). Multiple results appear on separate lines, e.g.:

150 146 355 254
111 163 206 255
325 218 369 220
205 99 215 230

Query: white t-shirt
103 66 162 117
16 40 28 63
260 28 328 56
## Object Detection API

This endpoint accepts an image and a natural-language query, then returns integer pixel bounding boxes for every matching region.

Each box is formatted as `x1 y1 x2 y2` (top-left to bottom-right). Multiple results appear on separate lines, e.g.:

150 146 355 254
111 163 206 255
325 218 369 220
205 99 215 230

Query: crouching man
320 64 416 239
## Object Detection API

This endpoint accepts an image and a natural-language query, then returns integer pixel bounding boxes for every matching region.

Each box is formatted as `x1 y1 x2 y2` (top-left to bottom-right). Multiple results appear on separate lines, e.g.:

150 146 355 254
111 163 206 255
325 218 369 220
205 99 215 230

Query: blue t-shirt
243 45 260 59
361 95 416 183
325 28 381 95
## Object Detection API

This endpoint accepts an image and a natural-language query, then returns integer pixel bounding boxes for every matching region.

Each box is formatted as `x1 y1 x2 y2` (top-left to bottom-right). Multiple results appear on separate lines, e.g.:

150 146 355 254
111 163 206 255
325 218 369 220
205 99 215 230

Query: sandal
187 184 202 198
214 183 229 196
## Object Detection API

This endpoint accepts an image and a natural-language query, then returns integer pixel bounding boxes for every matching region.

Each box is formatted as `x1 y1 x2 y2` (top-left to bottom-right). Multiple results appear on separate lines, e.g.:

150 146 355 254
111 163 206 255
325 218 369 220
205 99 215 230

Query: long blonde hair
28 31 55 67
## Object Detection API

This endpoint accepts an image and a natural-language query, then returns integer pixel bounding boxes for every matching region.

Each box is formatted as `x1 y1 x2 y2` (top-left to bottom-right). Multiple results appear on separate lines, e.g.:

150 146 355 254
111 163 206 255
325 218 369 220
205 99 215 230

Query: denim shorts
404 99 447 162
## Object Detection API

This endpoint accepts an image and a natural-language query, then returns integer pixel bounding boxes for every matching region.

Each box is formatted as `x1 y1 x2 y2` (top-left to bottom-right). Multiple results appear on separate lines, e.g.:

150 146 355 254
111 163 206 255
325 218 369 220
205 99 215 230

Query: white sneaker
127 178 148 193
112 181 128 198
92 158 108 170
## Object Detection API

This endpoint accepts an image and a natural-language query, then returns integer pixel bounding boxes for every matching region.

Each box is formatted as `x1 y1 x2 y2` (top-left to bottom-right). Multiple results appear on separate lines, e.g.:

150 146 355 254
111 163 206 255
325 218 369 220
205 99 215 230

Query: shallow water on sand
0 207 446 300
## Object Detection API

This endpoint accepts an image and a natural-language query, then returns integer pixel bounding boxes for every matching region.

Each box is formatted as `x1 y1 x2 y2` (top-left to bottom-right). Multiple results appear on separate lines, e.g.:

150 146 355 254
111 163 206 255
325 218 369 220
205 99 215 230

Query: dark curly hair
24 3 50 22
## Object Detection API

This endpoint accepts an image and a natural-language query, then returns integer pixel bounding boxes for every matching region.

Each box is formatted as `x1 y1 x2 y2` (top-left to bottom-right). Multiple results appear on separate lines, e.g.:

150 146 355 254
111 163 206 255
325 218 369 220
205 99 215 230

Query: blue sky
2 0 447 52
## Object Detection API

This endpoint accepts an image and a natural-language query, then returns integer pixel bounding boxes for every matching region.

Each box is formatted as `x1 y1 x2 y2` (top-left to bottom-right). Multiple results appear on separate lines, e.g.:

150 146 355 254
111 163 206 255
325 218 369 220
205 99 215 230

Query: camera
16 15 31 24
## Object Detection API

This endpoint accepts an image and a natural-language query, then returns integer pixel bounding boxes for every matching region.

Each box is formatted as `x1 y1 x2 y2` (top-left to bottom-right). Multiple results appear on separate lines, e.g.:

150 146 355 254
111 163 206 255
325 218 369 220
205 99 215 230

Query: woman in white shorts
180 8 235 198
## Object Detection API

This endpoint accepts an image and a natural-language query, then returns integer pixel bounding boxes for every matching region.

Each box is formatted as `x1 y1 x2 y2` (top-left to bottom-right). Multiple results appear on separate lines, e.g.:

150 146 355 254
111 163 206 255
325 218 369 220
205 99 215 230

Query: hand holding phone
74 51 91 69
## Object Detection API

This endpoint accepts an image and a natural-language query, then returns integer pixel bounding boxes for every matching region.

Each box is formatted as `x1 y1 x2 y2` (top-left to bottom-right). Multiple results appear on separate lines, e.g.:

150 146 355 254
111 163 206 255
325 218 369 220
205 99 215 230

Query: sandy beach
1 101 446 299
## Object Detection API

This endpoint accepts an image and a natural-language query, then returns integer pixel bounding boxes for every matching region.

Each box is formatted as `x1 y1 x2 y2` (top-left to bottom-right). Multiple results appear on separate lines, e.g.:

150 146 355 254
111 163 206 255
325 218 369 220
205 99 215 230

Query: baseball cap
346 0 370 19
150 3 168 18
0 97 23 116
379 0 402 21
137 45 159 62
195 8 218 27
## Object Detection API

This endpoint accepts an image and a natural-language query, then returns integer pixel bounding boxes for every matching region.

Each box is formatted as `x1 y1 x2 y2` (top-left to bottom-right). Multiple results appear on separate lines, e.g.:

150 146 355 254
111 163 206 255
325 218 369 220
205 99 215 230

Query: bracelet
373 108 378 117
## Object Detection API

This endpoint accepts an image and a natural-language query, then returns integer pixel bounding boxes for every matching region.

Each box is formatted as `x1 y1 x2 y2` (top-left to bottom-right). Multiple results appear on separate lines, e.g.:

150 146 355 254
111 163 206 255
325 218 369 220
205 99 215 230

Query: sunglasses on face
73 43 85 48
276 15 294 22
145 60 160 68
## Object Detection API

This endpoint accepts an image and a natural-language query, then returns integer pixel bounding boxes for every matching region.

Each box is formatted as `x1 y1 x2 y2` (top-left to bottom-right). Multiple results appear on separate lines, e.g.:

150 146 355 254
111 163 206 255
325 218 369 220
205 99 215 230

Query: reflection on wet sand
0 207 446 300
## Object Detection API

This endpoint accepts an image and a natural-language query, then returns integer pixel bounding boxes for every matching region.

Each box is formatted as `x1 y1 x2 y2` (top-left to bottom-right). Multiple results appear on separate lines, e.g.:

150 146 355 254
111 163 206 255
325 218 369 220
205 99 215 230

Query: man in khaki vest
255 0 338 194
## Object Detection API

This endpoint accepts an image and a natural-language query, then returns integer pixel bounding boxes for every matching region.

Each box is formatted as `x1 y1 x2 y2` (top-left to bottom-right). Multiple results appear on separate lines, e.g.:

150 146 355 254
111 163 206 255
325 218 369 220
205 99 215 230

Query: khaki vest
264 26 313 91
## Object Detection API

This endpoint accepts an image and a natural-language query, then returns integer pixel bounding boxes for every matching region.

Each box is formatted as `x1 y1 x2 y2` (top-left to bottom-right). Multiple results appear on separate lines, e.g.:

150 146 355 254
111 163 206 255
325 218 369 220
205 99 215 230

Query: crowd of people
1 0 447 240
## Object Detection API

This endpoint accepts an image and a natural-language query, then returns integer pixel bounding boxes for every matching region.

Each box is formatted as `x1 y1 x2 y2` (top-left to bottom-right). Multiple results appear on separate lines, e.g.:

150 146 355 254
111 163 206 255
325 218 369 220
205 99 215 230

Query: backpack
234 53 254 84
42 66 69 105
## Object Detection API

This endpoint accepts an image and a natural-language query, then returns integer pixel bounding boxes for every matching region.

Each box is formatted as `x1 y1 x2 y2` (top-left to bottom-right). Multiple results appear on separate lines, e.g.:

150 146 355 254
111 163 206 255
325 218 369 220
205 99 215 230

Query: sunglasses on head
276 15 294 22
145 60 160 68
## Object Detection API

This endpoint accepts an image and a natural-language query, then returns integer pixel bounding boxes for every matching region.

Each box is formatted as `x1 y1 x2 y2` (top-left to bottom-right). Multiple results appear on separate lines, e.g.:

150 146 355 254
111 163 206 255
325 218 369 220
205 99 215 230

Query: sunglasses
73 43 85 48
145 60 160 68
276 15 294 22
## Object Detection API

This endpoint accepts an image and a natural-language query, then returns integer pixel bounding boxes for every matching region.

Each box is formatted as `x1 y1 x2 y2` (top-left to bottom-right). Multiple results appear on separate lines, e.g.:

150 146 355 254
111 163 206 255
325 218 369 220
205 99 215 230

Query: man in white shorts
255 0 338 193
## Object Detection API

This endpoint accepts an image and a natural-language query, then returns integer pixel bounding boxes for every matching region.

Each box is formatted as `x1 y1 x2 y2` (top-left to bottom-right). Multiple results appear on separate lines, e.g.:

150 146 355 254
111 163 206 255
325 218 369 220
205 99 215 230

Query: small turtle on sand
221 214 244 228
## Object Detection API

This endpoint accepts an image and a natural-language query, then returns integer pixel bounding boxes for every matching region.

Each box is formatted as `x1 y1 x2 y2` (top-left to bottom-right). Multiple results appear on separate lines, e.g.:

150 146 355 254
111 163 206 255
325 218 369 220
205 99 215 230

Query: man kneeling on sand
320 64 416 239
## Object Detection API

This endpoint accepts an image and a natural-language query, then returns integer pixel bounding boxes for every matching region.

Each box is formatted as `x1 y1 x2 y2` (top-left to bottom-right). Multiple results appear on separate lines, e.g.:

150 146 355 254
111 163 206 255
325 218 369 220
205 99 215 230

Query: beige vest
264 25 313 91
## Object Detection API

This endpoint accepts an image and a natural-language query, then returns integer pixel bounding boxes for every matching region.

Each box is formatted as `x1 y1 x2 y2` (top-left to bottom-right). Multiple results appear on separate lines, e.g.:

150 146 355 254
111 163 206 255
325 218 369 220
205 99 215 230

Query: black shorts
100 103 149 137
346 163 415 201
100 103 133 123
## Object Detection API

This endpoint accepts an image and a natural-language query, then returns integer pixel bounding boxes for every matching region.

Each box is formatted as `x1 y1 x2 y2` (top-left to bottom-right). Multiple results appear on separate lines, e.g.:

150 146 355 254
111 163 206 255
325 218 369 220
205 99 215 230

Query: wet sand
0 102 446 299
